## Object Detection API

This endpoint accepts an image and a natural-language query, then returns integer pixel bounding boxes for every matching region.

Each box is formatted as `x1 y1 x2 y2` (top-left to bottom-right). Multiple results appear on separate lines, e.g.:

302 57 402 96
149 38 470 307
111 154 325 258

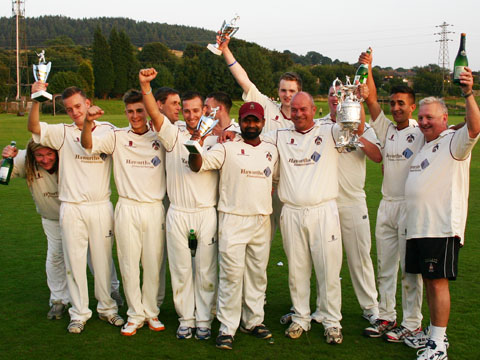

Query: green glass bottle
188 229 197 257
354 47 372 85
0 141 16 185
453 33 468 85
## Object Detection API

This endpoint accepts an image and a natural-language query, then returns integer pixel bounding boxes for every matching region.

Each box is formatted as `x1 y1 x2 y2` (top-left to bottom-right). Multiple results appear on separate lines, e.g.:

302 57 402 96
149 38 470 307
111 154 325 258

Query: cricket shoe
176 326 193 339
405 326 450 350
68 320 85 334
363 319 397 338
325 326 343 345
146 317 165 331
239 324 272 339
121 322 143 336
280 312 294 325
362 312 378 325
285 322 305 339
416 339 448 360
99 313 125 327
384 325 422 343
47 301 66 320
195 327 211 340
216 333 233 350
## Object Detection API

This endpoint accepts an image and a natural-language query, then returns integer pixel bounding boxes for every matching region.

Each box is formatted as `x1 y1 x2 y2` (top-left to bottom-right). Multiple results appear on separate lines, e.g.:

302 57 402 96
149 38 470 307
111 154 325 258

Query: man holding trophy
188 101 278 350
139 68 219 341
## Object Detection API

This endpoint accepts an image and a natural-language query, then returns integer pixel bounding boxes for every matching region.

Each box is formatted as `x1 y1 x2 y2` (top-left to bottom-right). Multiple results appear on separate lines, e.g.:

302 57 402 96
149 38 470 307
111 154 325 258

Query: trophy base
207 43 222 56
184 140 203 154
31 90 52 102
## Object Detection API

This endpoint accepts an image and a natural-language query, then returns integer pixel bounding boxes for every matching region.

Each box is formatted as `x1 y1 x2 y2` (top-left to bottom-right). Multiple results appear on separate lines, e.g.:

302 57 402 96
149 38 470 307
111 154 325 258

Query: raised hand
139 68 158 85
216 34 231 53
86 106 104 123
358 51 372 66
459 67 474 93
2 145 18 159
32 81 48 95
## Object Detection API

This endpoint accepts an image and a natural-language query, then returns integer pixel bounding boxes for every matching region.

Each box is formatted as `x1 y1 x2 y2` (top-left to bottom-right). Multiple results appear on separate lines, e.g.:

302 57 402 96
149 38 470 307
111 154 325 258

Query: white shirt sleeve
200 143 226 171
369 111 392 146
361 124 382 149
32 122 65 150
157 118 180 152
450 124 480 160
91 129 116 155
12 149 27 179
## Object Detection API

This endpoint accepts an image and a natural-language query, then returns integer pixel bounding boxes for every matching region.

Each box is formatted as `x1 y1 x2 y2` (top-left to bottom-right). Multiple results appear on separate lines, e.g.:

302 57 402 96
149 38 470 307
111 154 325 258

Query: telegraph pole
435 22 454 97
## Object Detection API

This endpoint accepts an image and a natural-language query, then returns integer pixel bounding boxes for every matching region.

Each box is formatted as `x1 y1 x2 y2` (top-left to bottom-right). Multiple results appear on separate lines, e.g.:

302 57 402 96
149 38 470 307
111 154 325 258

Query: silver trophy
184 107 220 154
32 50 52 102
332 77 364 152
207 14 240 56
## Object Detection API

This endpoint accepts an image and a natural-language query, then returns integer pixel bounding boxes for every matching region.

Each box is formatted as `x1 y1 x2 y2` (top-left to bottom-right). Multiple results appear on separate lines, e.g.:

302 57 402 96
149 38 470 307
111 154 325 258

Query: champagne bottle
453 33 468 85
188 229 197 257
0 141 16 185
354 47 372 85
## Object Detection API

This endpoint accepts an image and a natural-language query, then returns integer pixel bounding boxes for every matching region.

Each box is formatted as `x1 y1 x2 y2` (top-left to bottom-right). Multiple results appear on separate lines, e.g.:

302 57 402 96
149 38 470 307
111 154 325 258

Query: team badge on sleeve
406 134 415 143
152 140 161 150
265 151 272 161
151 156 161 166
314 136 323 145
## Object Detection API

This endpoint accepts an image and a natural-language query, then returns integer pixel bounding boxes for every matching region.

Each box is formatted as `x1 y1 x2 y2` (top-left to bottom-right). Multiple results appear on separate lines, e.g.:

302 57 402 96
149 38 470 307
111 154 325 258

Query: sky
2 0 479 70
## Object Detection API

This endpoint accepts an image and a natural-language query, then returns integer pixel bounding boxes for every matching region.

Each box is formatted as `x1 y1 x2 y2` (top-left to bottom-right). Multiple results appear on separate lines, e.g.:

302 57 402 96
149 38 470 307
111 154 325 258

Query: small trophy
184 107 220 154
332 77 364 152
32 50 52 102
207 14 240 56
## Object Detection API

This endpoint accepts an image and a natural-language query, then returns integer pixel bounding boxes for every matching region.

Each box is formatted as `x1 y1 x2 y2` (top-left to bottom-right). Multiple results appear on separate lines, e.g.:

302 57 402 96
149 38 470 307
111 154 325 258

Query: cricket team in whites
3 33 479 359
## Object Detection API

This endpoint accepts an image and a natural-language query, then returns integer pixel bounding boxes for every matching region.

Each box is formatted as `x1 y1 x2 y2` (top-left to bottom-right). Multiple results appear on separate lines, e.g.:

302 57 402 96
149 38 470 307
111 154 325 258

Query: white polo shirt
370 111 424 201
33 121 113 203
405 125 479 242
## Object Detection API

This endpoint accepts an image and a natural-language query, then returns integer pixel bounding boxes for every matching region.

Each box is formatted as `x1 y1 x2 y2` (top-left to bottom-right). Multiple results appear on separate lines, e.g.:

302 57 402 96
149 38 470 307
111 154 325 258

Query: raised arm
28 82 47 135
80 106 104 149
139 68 166 132
217 35 254 94
459 67 480 138
358 51 382 121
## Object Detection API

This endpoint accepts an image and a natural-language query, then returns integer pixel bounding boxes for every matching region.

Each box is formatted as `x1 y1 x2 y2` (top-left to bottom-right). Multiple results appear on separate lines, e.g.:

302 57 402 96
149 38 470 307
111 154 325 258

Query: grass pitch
0 101 479 359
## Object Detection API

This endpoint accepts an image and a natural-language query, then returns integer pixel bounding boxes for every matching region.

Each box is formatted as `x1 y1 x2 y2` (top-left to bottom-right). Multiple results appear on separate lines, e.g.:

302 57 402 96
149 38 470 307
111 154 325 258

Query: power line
435 22 454 96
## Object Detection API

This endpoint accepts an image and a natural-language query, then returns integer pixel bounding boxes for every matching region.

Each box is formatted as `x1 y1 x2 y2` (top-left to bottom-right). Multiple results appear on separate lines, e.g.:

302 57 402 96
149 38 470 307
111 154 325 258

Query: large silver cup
32 50 52 102
207 15 240 56
332 77 364 152
184 107 220 154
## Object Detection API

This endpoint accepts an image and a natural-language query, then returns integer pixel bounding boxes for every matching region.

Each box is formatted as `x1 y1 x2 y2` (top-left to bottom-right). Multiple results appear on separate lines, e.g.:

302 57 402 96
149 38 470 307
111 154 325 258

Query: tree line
0 16 478 103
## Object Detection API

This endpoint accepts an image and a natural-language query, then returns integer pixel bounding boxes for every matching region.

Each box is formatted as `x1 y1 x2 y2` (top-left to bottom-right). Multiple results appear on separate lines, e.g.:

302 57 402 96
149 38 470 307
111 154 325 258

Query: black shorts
405 237 460 280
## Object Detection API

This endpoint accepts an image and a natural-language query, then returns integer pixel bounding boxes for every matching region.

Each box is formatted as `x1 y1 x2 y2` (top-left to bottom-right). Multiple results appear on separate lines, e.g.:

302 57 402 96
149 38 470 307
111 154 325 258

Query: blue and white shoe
405 326 449 350
195 327 211 340
416 339 448 360
176 326 193 339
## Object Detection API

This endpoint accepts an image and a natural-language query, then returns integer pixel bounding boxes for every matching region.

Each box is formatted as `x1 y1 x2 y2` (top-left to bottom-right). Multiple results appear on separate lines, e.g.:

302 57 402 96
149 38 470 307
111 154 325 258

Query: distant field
0 101 479 359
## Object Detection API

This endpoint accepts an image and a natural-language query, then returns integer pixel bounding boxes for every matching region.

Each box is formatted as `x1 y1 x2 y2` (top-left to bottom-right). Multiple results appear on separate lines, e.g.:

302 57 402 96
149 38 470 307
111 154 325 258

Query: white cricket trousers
86 250 121 293
115 198 165 325
375 199 423 330
60 201 117 322
217 212 271 336
281 200 343 330
41 218 69 306
270 188 283 242
167 206 217 328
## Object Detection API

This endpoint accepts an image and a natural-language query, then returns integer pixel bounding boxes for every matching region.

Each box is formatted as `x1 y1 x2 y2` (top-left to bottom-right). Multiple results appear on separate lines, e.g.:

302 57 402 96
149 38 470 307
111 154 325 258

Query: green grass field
0 101 479 359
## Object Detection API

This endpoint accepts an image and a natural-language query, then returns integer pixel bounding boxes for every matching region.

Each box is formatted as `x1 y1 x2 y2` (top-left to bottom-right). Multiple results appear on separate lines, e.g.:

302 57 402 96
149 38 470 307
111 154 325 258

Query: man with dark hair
188 101 278 350
205 91 239 135
359 51 424 342
139 68 219 341
154 87 181 123
81 88 167 337
28 82 124 334
182 91 206 132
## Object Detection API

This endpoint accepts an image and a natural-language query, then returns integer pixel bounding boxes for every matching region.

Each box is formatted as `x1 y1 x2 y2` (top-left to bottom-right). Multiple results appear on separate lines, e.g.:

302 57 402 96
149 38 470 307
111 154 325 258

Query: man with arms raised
266 90 366 344
28 82 124 334
359 51 424 343
140 69 219 341
81 89 167 336
405 68 479 360
189 101 278 350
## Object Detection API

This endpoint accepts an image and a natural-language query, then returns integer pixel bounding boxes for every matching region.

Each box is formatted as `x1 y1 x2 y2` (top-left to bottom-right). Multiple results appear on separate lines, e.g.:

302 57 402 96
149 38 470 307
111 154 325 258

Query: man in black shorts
404 67 480 360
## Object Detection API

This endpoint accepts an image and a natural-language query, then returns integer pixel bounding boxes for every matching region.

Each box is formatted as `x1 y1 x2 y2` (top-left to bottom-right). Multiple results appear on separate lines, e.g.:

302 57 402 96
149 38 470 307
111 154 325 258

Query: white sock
429 325 447 346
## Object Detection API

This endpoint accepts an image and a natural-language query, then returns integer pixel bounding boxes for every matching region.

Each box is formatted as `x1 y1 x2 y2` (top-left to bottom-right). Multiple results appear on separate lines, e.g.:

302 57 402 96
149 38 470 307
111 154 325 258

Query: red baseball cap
239 101 264 121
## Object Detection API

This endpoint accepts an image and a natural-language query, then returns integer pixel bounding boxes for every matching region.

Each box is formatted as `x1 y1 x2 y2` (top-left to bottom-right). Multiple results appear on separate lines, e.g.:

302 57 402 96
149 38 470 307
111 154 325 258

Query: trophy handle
33 64 38 82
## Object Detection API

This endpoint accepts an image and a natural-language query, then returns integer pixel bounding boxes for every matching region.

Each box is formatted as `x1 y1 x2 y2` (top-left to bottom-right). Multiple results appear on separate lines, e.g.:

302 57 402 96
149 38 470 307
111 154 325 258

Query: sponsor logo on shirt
432 144 439 153
314 136 323 145
287 138 297 146
421 159 430 169
75 154 104 164
151 156 161 166
288 158 313 166
388 134 395 141
125 141 136 148
311 151 321 162
406 134 415 143
264 167 271 177
43 191 58 198
237 149 249 156
73 136 80 143
152 140 161 150
240 169 265 178
125 159 153 168
402 148 414 159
